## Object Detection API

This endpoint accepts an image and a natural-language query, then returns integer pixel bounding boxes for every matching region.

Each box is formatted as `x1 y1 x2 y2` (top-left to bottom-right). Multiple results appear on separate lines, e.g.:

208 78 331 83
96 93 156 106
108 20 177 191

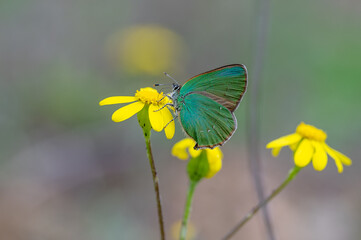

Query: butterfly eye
173 83 181 91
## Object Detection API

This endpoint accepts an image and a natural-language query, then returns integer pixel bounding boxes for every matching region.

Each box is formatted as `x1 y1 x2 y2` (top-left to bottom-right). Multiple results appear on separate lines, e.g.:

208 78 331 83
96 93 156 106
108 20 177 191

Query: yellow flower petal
171 138 196 160
323 143 347 173
188 147 201 158
294 139 314 167
111 101 145 122
289 142 298 151
205 148 223 178
148 104 164 132
99 96 138 105
266 133 302 149
271 147 282 157
311 141 328 171
162 108 175 139
336 152 352 166
327 146 352 166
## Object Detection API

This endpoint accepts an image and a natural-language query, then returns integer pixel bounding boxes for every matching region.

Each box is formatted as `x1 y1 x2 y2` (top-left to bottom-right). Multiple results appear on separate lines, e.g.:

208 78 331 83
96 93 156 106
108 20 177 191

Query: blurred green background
0 0 360 239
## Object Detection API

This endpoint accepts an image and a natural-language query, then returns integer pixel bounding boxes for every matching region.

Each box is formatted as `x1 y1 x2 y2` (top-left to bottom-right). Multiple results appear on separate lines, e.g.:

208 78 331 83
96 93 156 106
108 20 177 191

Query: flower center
135 87 169 106
296 122 327 142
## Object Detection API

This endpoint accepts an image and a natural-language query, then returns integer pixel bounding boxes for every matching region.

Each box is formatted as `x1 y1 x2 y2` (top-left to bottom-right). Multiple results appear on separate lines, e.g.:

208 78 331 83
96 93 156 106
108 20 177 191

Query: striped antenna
154 83 172 87
164 72 179 84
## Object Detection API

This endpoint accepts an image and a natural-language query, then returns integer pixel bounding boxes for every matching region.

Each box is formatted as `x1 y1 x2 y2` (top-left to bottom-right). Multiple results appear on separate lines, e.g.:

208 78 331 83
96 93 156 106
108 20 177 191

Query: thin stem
246 0 273 237
145 137 166 240
222 166 301 240
180 180 197 240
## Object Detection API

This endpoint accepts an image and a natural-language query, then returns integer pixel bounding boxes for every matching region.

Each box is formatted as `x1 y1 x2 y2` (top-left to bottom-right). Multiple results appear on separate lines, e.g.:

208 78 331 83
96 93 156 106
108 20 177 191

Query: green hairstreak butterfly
168 64 247 149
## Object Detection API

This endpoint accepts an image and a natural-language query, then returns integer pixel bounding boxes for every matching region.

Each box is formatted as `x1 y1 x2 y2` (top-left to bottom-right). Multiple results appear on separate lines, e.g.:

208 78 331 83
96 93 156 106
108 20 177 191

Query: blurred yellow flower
99 87 175 139
266 122 352 173
171 220 196 240
172 138 223 178
107 24 185 75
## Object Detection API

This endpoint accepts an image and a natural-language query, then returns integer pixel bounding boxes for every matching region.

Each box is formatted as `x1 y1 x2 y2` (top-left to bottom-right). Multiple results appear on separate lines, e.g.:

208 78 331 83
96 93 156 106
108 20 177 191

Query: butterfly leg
157 94 172 103
164 115 178 129
154 103 174 112
157 95 166 102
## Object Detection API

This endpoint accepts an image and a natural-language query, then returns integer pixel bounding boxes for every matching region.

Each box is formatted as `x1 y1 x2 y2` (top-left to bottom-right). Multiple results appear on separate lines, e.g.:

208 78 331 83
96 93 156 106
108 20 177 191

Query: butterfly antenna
154 83 172 87
164 72 179 85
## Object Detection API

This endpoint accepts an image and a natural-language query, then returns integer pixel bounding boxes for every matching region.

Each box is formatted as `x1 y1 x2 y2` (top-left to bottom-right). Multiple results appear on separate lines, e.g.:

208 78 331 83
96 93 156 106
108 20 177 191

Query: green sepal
187 151 209 182
137 104 152 140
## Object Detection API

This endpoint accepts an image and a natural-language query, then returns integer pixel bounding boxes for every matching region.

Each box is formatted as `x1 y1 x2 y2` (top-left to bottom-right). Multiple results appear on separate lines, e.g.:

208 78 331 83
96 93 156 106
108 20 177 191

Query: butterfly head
172 83 181 92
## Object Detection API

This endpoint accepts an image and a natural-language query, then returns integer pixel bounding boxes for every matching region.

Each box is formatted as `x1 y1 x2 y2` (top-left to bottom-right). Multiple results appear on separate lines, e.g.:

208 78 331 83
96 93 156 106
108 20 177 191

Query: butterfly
168 64 247 149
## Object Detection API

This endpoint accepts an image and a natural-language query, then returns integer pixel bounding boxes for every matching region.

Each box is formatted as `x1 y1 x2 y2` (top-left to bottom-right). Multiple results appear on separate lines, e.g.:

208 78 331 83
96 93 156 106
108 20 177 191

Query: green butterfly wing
177 64 247 149
180 64 247 112
179 94 236 149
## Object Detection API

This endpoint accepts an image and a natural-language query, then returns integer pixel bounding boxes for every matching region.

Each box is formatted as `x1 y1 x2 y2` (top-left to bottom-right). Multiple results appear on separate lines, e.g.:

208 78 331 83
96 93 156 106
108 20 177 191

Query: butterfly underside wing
177 64 247 149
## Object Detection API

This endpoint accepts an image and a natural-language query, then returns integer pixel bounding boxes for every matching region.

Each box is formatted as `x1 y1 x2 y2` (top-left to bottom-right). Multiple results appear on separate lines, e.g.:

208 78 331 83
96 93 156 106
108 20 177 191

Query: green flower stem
138 105 165 240
180 180 198 240
222 166 302 240
144 136 166 240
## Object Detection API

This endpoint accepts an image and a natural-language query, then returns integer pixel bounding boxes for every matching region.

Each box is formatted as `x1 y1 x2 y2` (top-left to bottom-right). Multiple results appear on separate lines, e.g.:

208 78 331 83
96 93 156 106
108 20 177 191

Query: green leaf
137 104 152 140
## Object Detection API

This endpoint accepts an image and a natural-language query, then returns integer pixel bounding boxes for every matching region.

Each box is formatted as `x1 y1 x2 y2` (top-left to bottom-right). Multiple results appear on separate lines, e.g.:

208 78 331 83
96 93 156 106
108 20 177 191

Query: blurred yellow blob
171 220 196 240
108 24 185 75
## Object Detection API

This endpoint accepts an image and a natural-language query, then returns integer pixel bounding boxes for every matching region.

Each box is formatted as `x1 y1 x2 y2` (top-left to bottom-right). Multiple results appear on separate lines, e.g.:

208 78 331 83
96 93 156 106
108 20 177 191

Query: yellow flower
171 220 196 240
266 122 352 173
99 87 175 139
172 138 223 178
107 24 185 75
